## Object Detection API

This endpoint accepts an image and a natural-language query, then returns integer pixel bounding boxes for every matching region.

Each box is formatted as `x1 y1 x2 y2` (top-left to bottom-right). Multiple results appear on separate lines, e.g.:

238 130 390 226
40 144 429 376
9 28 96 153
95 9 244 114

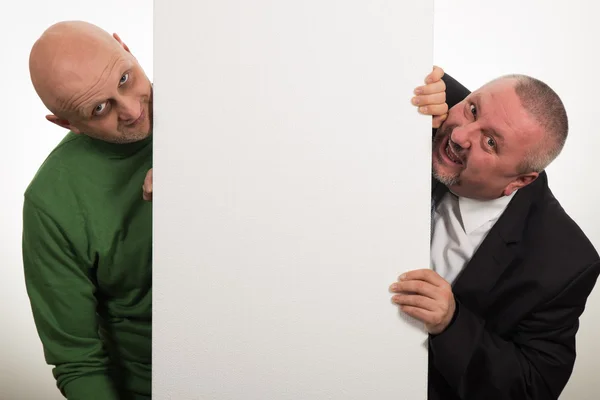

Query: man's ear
46 115 81 134
113 33 131 53
503 172 539 196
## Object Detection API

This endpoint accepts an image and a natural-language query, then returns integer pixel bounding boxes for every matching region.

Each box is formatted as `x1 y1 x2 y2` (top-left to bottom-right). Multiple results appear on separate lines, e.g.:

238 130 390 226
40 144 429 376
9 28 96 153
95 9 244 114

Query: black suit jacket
427 74 600 400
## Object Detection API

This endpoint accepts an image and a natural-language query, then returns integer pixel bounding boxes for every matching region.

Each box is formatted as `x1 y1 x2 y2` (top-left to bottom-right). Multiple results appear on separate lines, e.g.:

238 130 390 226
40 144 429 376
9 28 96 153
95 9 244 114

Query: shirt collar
451 190 516 235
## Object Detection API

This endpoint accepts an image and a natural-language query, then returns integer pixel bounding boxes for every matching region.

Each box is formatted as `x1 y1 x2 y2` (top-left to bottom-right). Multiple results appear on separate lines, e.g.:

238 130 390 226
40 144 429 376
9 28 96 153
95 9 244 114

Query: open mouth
445 139 463 165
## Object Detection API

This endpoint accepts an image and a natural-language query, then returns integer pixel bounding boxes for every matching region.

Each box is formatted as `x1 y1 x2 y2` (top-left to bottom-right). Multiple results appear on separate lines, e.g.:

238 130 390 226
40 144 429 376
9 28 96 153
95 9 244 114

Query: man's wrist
431 297 459 337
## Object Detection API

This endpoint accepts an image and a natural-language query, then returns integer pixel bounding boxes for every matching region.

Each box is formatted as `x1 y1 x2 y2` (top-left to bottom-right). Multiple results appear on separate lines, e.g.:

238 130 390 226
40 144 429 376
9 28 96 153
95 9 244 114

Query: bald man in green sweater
24 21 153 399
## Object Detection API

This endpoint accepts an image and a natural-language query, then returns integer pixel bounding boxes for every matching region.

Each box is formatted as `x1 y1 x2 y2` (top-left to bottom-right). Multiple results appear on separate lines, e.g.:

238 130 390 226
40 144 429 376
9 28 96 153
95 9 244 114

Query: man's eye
120 73 129 85
94 102 107 115
487 137 496 148
470 104 477 117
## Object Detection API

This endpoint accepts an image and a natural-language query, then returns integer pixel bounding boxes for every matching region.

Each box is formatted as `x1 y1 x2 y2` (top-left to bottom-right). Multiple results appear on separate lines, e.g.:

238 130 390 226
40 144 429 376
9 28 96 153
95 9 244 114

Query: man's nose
117 97 140 123
449 125 475 149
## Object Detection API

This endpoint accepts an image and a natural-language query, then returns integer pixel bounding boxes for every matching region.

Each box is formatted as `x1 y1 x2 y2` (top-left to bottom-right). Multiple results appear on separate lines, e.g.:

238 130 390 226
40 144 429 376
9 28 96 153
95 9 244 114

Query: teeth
446 142 461 164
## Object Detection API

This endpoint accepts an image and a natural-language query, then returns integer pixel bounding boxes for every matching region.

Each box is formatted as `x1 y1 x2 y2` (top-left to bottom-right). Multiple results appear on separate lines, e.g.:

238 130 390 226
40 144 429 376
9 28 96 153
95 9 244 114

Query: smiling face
432 78 544 200
30 22 153 144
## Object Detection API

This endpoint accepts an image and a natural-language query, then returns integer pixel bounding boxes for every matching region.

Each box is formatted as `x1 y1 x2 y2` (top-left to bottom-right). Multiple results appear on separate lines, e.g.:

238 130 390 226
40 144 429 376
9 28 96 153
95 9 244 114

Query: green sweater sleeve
22 197 119 400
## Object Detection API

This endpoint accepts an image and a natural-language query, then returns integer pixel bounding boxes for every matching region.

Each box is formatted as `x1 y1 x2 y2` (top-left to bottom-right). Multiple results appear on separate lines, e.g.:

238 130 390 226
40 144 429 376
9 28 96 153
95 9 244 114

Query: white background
2 1 599 399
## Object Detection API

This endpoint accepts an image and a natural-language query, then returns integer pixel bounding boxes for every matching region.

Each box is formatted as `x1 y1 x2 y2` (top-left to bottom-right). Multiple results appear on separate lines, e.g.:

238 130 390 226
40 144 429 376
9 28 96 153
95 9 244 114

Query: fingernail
414 87 423 95
389 283 398 291
399 274 406 280
411 97 419 105
419 106 428 113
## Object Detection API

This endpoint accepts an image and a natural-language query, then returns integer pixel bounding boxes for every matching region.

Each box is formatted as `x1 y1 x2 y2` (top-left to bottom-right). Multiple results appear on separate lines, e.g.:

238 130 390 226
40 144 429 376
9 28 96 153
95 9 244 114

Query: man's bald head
30 21 130 116
29 21 152 144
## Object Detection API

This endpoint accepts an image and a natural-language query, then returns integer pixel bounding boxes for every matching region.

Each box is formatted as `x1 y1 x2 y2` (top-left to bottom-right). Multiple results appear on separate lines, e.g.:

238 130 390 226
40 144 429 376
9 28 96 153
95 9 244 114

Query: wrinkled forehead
53 51 133 117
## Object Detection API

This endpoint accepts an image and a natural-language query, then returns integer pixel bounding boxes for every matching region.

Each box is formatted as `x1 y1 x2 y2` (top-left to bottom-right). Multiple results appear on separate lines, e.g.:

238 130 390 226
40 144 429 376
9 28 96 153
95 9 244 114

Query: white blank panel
153 1 433 398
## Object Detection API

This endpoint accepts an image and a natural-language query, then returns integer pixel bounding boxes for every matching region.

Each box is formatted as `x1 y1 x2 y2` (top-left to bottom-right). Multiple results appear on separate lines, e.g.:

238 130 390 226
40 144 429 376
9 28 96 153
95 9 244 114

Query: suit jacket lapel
447 173 546 313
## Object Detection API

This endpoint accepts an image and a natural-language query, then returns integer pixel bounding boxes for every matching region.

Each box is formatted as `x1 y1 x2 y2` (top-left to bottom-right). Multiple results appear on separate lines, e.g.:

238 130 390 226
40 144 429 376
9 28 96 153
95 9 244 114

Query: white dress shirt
430 190 515 285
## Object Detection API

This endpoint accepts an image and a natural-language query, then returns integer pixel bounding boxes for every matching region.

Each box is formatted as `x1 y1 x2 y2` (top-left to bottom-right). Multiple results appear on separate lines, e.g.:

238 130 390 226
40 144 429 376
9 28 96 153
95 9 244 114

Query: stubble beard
432 126 460 187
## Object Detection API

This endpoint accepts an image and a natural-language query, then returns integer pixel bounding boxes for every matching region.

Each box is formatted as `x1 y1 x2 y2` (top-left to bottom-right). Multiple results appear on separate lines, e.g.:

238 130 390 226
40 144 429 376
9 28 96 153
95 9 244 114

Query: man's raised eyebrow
470 93 482 106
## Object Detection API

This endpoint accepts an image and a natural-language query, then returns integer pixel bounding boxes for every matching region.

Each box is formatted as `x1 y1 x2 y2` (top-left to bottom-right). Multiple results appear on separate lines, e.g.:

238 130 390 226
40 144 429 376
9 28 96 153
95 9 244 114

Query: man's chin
432 167 460 187
112 132 151 144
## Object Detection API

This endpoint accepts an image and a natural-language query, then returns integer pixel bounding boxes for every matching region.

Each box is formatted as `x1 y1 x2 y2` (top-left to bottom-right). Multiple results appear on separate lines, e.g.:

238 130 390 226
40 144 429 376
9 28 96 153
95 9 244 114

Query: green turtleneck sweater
22 132 153 400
